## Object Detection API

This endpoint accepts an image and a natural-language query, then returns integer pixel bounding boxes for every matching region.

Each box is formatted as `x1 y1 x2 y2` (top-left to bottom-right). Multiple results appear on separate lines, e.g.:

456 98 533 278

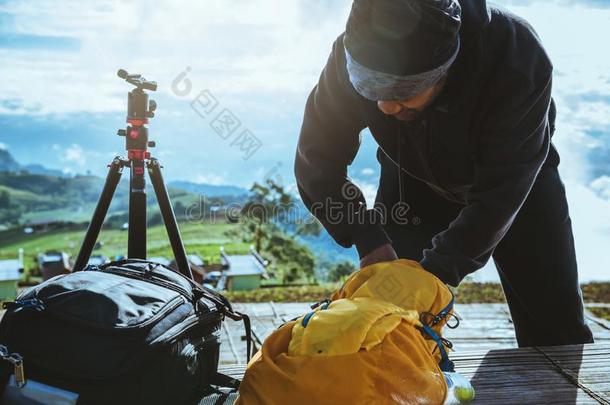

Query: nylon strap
421 324 455 372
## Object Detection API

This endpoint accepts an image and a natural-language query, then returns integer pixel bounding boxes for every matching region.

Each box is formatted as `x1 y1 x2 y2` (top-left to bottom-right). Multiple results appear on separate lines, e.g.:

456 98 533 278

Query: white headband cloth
344 39 460 101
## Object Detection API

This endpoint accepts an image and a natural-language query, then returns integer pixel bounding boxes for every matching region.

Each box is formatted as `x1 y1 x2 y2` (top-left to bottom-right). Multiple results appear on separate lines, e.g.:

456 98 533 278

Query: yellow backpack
236 260 459 405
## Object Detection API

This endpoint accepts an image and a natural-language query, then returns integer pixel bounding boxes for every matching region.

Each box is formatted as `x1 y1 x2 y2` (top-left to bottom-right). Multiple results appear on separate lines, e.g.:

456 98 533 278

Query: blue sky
1 0 609 280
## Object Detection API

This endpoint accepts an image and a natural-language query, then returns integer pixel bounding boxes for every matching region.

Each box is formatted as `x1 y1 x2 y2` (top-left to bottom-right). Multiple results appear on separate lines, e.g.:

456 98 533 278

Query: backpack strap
419 291 460 330
310 299 331 310
213 392 232 405
222 310 253 363
210 372 240 390
420 324 455 372
240 312 253 363
417 292 457 372
431 292 455 326
0 345 25 388
207 372 241 405
301 301 330 328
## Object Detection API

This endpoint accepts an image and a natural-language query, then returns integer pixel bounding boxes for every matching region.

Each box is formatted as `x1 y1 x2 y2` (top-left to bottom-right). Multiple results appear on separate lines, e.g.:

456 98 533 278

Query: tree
263 231 315 283
0 190 10 209
234 179 321 283
0 190 21 225
328 261 357 282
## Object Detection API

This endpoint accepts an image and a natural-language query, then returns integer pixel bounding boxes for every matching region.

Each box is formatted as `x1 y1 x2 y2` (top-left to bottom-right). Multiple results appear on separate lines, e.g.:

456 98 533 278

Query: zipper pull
3 298 45 313
143 262 161 276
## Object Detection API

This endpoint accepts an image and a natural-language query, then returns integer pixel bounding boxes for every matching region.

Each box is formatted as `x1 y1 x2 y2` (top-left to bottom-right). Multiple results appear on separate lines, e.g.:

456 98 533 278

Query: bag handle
222 310 253 363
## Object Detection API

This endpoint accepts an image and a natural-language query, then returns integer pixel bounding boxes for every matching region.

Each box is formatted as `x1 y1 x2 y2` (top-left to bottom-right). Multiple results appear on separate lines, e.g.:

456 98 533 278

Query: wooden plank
217 343 610 404
213 303 610 402
222 303 610 362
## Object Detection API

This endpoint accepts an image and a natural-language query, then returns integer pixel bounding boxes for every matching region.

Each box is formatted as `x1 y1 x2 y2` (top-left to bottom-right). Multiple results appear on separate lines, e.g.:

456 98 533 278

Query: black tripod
73 69 193 279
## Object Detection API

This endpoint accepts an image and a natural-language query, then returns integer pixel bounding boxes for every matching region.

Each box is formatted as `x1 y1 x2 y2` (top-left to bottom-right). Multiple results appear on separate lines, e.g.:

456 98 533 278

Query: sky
0 0 609 281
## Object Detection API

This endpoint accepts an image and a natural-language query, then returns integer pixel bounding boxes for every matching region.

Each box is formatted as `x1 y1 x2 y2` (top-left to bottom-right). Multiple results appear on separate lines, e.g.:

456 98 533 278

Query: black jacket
295 0 555 286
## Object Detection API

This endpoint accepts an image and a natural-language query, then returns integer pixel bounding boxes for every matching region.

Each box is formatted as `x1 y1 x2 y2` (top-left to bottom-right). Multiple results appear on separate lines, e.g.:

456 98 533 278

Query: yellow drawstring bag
236 259 458 405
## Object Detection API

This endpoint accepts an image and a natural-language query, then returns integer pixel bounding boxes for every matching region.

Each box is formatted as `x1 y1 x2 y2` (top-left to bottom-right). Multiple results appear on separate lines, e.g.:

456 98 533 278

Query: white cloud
590 176 610 201
1 0 610 281
507 2 610 187
0 0 351 115
361 167 376 176
460 180 610 283
566 182 610 282
0 142 7 150
351 179 378 207
194 173 227 186
61 143 85 167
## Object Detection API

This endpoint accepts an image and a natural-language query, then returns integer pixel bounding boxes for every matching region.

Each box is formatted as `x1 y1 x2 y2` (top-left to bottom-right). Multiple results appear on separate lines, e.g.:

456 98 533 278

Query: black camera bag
0 259 248 404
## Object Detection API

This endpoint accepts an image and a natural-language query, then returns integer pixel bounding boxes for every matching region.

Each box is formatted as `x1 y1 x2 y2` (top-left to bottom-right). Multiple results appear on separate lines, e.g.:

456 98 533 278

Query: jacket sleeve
295 36 392 257
420 68 553 287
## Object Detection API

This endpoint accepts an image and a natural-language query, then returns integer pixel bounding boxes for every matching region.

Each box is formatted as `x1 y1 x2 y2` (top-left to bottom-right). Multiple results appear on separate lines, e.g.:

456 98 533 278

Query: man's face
377 76 447 121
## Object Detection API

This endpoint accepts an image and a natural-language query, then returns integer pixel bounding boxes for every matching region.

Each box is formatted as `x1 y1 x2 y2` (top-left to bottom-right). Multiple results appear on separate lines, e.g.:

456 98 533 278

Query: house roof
222 255 265 277
0 259 21 281
38 251 68 264
187 254 205 267
88 255 108 266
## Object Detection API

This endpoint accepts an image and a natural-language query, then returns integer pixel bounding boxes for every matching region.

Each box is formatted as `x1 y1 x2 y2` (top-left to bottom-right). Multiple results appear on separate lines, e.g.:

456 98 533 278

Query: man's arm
295 36 393 258
421 66 553 287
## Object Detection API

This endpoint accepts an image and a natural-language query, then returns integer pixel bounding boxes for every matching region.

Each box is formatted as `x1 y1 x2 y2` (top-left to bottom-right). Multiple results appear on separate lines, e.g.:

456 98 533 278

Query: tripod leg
128 158 147 259
74 157 124 271
148 159 193 279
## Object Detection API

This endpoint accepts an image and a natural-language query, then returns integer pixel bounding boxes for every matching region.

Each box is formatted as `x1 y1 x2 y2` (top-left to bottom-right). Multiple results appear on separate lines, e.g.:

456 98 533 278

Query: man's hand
359 243 398 268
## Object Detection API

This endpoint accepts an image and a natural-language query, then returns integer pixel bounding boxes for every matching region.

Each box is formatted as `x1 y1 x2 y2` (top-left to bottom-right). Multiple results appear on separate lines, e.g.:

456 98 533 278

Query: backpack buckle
0 345 26 388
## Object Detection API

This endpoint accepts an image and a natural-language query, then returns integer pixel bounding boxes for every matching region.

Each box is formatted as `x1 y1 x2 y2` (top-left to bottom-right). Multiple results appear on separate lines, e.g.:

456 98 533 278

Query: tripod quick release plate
117 69 157 91
117 69 158 123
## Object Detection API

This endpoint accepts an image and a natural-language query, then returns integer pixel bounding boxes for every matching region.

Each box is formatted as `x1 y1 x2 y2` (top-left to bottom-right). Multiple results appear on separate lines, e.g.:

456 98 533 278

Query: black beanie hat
344 0 462 76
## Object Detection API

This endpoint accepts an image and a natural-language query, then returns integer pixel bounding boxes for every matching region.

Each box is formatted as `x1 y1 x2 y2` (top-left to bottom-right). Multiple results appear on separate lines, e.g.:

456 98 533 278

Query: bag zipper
97 260 231 312
97 265 228 316
157 311 222 345
8 295 185 332
3 298 45 313
95 266 226 343
98 266 194 303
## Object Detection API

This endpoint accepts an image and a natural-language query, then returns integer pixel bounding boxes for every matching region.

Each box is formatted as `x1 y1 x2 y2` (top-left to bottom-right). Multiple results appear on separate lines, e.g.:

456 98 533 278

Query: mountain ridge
0 149 250 226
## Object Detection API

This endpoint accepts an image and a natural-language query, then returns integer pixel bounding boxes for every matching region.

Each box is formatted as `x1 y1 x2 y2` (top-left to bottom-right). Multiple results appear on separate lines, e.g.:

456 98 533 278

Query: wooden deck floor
220 302 610 365
216 343 610 404
209 303 610 403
